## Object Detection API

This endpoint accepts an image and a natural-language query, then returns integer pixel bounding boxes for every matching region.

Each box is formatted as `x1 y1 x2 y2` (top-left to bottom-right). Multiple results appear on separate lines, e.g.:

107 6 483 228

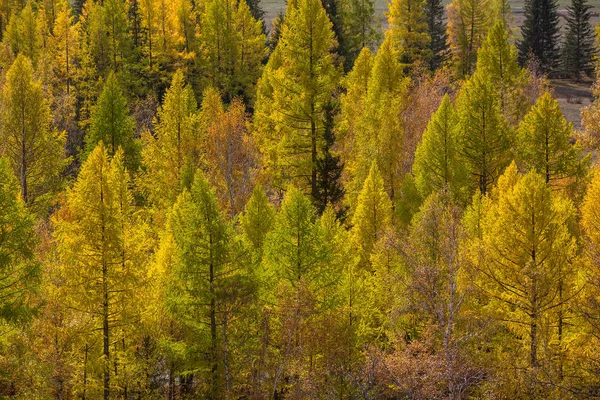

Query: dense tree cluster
0 0 599 399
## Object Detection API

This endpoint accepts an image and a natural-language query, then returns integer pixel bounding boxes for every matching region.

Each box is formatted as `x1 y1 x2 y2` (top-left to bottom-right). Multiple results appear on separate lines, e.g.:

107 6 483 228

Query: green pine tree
518 0 560 73
561 0 596 79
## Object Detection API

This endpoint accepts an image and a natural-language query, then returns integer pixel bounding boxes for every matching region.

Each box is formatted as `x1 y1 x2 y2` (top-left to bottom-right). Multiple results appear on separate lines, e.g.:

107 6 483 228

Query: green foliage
413 94 469 202
0 54 67 210
0 158 39 323
516 91 588 188
352 162 393 268
456 71 511 195
561 0 596 79
518 0 560 73
85 72 139 171
254 0 340 197
387 0 431 67
140 70 199 210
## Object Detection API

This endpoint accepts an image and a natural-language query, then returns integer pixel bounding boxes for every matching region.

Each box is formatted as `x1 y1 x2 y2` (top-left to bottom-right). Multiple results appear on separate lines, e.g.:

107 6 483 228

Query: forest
1 0 600 397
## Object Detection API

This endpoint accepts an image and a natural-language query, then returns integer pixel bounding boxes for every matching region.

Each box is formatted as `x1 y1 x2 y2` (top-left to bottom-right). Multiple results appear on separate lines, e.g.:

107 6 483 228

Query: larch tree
239 185 275 254
467 165 578 377
52 2 79 96
456 70 511 195
0 157 40 324
140 70 200 210
0 54 67 210
351 162 393 269
561 0 595 80
200 0 267 103
475 21 527 124
337 47 373 196
263 186 340 397
516 91 587 188
446 0 489 76
253 0 340 199
53 143 145 400
517 0 560 73
413 94 469 202
339 0 380 70
166 171 251 399
3 2 42 67
404 190 474 397
349 33 408 203
580 168 600 387
85 72 140 171
387 0 431 67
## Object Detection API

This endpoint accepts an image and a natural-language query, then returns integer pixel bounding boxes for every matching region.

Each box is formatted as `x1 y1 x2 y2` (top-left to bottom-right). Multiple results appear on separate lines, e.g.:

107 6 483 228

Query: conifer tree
0 54 67 209
254 0 340 199
561 0 595 79
166 171 248 398
446 0 490 76
467 166 577 372
337 47 373 175
315 102 345 217
476 21 527 123
456 71 510 195
424 0 449 70
263 186 340 396
387 0 431 67
3 2 42 67
348 34 408 202
200 0 267 102
140 70 199 210
85 72 139 171
351 162 393 268
516 91 587 187
413 95 468 202
52 2 79 96
53 144 144 400
339 0 380 70
518 0 560 73
239 185 275 252
0 158 39 323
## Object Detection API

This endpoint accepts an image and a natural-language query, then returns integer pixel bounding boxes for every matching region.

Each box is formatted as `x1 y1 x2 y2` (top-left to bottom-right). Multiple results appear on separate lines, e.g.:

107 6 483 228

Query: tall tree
314 102 345 217
561 0 595 80
85 72 140 171
456 71 511 195
518 0 560 73
52 2 79 96
200 0 267 103
166 171 251 398
0 157 39 323
475 21 527 124
351 162 393 268
263 186 340 396
254 0 340 199
53 144 144 400
413 95 469 202
140 70 199 210
516 91 588 188
465 165 578 381
424 0 449 70
0 54 67 209
446 0 490 76
339 0 380 70
387 0 431 67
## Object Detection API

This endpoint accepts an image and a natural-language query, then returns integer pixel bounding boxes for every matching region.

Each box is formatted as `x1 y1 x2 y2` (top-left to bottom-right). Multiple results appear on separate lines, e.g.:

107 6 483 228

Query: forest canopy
0 0 600 398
